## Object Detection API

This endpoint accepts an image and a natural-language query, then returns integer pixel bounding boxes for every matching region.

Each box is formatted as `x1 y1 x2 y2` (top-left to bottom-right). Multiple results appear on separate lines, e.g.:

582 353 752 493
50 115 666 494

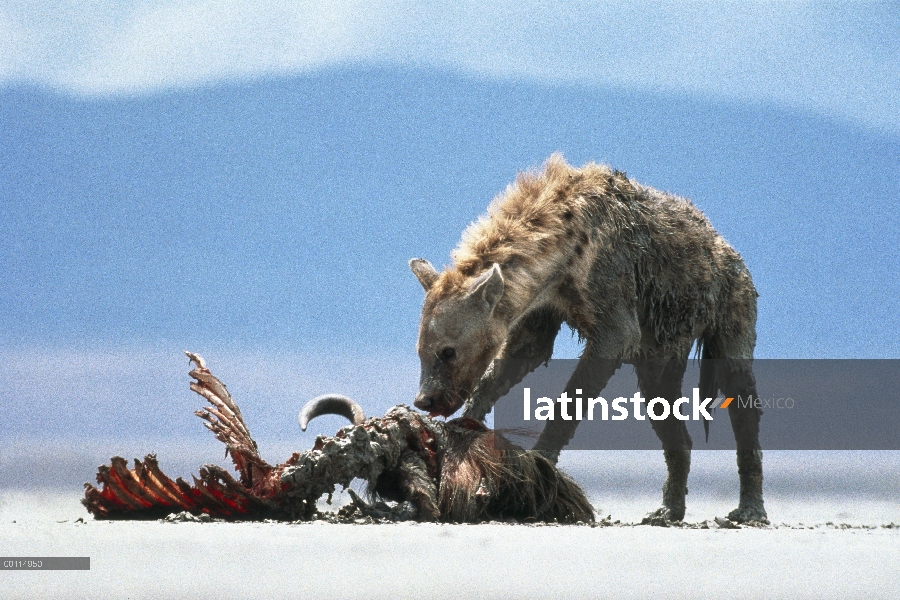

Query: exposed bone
82 352 594 523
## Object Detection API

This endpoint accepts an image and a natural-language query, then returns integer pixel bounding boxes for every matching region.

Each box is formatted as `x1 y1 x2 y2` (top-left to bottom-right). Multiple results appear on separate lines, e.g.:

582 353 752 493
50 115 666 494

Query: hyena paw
641 506 684 526
727 504 768 524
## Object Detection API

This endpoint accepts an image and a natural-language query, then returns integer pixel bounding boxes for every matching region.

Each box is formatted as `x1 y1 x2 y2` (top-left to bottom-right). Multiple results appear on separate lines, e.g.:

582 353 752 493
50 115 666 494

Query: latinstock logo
522 388 738 422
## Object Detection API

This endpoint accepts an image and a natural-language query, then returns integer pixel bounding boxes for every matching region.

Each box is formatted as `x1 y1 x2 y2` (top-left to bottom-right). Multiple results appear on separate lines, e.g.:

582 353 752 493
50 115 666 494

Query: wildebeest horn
298 394 366 431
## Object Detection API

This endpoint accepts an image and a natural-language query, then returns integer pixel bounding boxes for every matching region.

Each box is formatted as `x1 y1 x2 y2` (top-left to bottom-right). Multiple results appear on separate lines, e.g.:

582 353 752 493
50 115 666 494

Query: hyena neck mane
433 153 629 328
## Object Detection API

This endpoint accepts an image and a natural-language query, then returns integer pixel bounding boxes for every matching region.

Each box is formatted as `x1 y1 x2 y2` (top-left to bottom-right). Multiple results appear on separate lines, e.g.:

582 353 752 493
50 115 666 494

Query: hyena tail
697 336 718 443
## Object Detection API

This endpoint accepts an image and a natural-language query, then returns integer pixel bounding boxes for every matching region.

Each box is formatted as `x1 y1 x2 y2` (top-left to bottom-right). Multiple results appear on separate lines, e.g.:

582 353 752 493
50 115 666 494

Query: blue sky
0 2 898 444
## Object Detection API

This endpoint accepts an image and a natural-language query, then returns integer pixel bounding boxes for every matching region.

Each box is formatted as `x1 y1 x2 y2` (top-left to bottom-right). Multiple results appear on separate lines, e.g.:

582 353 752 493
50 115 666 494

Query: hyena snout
413 391 440 411
415 367 459 416
414 387 463 417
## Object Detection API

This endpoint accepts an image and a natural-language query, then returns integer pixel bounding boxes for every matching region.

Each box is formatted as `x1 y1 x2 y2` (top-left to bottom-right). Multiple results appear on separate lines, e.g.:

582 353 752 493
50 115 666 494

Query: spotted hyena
409 154 766 523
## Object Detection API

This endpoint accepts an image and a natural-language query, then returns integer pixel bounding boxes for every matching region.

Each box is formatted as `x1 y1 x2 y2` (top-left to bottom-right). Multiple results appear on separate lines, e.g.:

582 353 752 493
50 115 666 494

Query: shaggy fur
360 413 595 523
430 419 594 523
431 155 754 354
410 154 766 523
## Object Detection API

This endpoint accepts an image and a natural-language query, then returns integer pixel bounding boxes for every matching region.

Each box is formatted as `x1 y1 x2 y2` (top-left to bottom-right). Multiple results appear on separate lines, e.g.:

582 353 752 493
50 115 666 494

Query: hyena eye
440 347 456 361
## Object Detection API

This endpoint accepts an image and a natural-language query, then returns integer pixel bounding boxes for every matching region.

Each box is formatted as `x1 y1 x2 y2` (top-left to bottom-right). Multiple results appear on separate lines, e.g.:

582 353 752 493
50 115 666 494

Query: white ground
2 449 898 598
2 491 898 599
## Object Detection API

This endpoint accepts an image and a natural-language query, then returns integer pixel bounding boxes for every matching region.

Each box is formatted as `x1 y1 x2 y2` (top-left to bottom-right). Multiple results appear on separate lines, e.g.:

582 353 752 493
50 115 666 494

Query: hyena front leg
531 304 640 464
531 351 623 464
463 308 563 422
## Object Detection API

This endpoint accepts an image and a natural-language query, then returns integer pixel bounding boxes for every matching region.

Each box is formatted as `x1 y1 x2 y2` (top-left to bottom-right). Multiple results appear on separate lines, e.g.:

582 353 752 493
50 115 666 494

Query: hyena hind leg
723 362 767 524
707 328 767 521
635 358 692 524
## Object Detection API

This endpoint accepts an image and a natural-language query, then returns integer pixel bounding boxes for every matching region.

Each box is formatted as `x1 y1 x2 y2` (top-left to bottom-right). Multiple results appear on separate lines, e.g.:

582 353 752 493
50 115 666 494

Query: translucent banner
492 360 900 450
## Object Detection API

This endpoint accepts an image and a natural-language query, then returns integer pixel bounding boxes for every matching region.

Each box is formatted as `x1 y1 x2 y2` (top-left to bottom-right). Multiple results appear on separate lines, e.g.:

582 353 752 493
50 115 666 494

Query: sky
2 2 899 134
0 2 898 446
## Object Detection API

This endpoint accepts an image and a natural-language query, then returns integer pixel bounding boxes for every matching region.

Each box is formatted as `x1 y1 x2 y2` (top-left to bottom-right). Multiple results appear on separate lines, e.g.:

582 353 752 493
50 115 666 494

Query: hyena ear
468 263 504 312
409 258 439 291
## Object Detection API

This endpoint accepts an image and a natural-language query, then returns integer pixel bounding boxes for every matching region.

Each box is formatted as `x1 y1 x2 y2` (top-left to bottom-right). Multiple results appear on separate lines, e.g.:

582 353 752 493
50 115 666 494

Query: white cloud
70 1 398 92
1 1 898 134
1 1 391 93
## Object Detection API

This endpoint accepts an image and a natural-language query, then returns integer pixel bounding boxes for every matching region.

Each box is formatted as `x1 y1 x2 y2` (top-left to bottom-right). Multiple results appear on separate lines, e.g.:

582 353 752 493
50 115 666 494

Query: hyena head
409 259 507 417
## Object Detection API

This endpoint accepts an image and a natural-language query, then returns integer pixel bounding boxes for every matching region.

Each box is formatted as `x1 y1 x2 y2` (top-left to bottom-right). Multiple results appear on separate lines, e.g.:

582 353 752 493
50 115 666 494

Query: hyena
409 154 766 523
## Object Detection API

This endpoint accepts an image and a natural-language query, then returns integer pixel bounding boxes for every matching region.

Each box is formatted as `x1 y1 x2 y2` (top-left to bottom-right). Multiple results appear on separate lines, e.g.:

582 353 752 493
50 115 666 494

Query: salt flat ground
1 449 898 599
